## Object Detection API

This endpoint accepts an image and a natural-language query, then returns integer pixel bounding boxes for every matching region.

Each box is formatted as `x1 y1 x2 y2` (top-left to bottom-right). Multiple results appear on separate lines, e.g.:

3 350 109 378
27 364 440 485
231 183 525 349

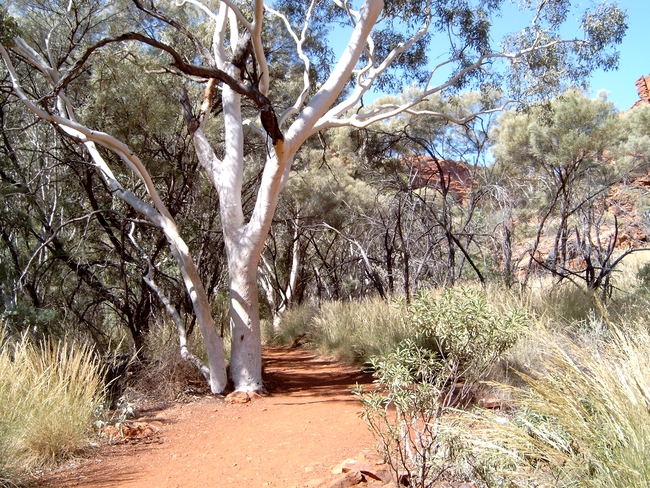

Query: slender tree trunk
385 229 394 295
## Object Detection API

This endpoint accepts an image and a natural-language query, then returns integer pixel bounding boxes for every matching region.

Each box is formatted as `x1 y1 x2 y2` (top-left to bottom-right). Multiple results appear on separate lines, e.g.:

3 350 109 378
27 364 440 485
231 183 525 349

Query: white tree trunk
228 259 263 391
199 0 383 391
3 0 385 394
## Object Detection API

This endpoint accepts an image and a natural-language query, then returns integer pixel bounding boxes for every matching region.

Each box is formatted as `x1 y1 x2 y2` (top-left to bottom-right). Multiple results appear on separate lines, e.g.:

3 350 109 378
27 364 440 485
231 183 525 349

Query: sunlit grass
310 297 411 363
273 297 409 363
459 320 650 487
275 276 650 486
268 303 318 346
0 329 105 485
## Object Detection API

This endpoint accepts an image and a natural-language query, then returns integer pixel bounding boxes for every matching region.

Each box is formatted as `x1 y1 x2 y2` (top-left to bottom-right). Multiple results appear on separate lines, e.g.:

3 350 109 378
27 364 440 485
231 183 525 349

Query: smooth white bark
3 0 463 393
184 0 384 390
284 0 384 155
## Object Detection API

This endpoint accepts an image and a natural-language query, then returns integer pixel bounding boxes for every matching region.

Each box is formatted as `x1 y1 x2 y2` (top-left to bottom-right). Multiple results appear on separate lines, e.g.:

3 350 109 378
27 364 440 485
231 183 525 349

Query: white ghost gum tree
1 0 626 392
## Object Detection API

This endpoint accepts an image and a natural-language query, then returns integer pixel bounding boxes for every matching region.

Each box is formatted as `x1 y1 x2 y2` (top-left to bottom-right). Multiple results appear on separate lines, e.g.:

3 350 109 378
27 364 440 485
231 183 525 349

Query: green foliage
355 288 525 487
0 329 105 485
0 6 19 45
354 277 650 487
502 2 626 101
580 3 628 68
274 288 526 371
356 342 469 488
492 90 619 183
285 157 377 229
409 288 526 382
490 90 642 290
1 304 63 337
273 298 410 364
637 261 650 288
615 104 650 171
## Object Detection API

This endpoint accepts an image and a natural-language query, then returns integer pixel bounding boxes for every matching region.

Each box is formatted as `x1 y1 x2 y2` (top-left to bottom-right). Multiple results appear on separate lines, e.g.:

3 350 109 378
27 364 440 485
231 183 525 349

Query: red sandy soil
38 346 380 488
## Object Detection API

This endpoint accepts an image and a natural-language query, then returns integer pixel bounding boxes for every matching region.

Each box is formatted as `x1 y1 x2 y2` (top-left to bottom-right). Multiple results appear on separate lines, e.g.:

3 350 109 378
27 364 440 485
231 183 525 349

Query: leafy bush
0 329 105 485
410 288 525 383
357 288 526 487
1 303 64 338
357 342 468 488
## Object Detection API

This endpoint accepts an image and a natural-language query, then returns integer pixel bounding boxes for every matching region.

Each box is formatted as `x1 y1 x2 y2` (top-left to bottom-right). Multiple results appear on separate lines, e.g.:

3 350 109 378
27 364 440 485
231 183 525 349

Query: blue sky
490 0 649 111
328 0 647 111
588 0 649 111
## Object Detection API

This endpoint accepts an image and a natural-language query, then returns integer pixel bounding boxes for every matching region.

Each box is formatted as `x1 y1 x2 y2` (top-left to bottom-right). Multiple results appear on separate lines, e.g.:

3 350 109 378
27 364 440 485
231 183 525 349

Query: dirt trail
39 346 379 488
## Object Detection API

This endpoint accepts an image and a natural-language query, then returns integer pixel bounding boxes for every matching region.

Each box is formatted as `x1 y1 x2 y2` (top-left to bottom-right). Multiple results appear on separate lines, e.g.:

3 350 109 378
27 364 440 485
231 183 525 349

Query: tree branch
285 0 384 154
50 32 284 144
266 0 317 126
132 0 215 66
127 224 211 382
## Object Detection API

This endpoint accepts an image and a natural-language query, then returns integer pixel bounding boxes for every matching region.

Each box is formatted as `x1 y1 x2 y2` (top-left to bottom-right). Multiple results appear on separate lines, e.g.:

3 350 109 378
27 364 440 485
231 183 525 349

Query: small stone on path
225 391 251 404
328 469 364 488
306 478 326 487
331 458 357 474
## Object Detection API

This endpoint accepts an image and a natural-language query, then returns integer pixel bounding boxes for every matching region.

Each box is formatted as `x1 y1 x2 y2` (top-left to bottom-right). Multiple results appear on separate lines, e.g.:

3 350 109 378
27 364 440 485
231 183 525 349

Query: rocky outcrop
631 74 650 110
405 155 474 202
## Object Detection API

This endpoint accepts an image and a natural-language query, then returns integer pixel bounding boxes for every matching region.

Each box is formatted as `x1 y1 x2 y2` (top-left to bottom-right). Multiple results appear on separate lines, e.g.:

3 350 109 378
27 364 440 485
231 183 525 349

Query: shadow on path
262 346 374 399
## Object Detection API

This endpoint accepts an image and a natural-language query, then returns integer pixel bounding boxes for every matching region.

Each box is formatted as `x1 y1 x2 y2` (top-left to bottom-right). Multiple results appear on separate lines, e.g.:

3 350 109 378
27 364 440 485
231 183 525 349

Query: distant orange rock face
631 74 650 110
404 155 474 203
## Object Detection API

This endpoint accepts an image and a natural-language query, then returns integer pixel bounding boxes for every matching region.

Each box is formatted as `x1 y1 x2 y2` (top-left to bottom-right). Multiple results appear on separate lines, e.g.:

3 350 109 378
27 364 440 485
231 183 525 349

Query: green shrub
357 288 526 487
0 329 105 485
357 342 469 488
409 288 526 383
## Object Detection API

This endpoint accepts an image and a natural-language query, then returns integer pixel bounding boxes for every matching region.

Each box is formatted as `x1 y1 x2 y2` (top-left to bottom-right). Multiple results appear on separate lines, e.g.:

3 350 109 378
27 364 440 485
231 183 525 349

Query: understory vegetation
272 256 650 487
1 0 649 485
0 332 105 486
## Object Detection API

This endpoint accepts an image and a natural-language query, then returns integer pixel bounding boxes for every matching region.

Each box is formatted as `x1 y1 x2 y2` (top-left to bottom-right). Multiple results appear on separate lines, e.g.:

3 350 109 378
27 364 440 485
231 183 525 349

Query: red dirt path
38 346 379 488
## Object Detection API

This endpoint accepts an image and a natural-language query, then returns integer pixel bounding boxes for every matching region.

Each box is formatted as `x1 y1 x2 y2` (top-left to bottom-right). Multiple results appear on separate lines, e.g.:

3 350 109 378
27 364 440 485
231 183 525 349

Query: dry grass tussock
280 276 650 486
0 328 105 486
116 320 214 407
272 297 410 364
457 320 650 487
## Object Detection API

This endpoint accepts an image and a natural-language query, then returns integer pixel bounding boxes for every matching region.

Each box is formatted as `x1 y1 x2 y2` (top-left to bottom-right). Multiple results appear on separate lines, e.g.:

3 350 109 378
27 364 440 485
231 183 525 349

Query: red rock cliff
631 74 650 109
